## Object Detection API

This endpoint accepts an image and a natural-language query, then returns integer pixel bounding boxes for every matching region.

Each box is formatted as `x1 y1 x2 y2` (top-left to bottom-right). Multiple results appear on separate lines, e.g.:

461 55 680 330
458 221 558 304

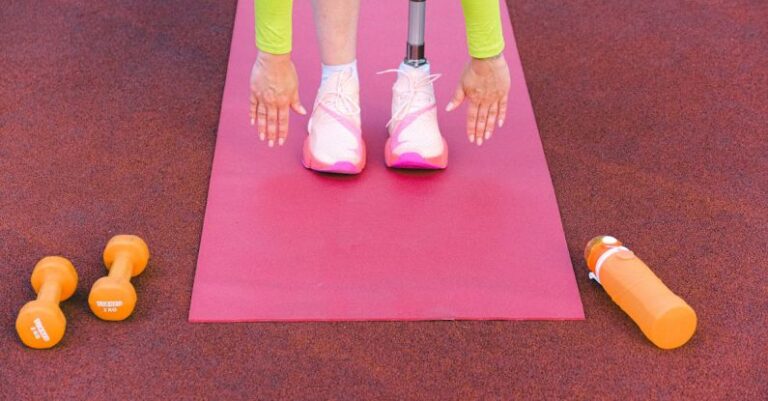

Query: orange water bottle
584 236 697 349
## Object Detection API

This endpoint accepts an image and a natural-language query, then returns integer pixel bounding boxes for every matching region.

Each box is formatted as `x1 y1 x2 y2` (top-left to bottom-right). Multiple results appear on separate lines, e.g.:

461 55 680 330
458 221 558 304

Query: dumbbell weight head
88 235 149 321
16 257 78 349
103 235 150 277
88 276 137 321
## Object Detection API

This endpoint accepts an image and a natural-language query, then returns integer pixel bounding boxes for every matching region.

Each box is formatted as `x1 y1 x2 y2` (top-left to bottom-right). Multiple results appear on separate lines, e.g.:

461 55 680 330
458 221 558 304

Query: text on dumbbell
32 318 51 342
96 300 123 312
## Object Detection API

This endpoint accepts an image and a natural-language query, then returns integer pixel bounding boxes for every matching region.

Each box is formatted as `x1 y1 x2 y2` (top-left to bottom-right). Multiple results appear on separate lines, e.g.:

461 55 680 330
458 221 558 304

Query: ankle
321 60 358 84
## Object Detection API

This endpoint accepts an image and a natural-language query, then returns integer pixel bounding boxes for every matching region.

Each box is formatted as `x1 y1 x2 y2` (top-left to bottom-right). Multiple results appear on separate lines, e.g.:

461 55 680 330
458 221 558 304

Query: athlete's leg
304 0 365 174
312 0 360 66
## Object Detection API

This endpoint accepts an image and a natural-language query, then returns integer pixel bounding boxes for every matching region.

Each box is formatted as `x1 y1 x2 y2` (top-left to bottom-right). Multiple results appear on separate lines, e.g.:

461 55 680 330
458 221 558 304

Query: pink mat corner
188 0 584 322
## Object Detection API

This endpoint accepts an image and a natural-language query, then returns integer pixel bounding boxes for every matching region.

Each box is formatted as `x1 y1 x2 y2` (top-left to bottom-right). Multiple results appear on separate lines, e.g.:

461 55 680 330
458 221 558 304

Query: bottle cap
584 235 622 272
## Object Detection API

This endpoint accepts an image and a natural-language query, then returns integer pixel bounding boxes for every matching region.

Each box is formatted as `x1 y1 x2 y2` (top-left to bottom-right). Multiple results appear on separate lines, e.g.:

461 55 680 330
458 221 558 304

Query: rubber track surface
1 1 766 399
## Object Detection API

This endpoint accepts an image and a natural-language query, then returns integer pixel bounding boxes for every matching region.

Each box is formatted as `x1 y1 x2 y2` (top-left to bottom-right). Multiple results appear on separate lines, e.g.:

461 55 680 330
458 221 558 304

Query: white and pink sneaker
303 68 366 174
379 65 448 169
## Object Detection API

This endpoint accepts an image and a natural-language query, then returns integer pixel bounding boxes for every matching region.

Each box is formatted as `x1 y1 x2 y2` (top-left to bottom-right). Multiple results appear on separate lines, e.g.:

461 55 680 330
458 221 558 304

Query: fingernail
477 137 484 146
278 138 285 146
259 133 265 141
300 106 307 115
250 118 255 126
268 139 274 147
469 135 474 143
499 119 504 128
485 131 491 140
446 104 453 112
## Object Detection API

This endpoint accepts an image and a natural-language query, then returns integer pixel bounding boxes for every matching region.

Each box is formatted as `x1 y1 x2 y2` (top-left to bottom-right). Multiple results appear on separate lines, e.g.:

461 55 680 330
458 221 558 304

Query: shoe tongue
319 71 359 105
323 69 358 90
394 69 433 109
398 66 428 82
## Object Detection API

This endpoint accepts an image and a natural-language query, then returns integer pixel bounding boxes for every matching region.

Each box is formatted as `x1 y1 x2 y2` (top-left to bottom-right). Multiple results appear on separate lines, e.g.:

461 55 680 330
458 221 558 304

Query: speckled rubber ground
1 1 766 399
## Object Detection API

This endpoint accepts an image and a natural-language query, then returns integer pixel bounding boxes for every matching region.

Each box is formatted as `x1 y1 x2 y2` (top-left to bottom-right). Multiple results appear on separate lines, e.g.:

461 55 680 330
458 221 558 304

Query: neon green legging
255 0 505 59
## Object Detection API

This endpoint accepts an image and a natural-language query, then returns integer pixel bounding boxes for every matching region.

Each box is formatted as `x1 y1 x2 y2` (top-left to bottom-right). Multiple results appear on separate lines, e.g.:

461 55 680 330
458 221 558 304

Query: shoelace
377 68 441 128
316 68 361 116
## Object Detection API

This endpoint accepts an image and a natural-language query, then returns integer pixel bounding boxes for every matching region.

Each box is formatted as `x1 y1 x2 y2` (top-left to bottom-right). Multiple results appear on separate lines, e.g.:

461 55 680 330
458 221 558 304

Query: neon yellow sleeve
254 0 293 54
460 0 506 58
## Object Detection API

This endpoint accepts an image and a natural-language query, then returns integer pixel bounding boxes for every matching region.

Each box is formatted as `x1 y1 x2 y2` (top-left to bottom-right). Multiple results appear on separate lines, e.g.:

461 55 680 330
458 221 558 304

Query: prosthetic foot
381 66 448 169
381 0 447 169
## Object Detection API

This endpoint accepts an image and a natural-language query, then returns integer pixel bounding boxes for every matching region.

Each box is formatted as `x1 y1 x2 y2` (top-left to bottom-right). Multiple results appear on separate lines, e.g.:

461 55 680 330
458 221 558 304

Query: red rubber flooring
1 1 766 399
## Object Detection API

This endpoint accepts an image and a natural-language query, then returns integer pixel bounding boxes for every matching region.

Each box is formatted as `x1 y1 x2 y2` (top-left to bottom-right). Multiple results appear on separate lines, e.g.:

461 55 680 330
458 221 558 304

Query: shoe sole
384 137 448 170
302 136 366 175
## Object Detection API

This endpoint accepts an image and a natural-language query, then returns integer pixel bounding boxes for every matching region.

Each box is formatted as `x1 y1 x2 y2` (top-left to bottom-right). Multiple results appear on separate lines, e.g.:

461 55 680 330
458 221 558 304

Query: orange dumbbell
88 235 150 321
585 235 697 349
16 257 79 349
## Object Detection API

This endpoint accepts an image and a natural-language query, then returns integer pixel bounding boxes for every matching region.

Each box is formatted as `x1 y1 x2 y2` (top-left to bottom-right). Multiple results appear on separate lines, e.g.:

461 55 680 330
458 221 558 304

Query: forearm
460 0 505 59
255 0 294 54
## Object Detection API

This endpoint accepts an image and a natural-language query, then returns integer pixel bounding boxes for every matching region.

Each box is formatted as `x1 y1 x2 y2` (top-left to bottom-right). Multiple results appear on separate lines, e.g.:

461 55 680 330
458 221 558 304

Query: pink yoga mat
189 0 584 321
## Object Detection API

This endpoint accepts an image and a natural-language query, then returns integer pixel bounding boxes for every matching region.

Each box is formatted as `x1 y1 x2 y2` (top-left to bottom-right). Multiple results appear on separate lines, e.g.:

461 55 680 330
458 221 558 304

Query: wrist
257 51 292 66
469 53 506 73
472 52 502 61
471 52 505 65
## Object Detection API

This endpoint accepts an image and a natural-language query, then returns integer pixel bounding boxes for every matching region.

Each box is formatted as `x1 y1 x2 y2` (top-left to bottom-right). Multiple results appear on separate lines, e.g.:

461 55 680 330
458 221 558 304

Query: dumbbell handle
37 281 62 304
107 253 134 282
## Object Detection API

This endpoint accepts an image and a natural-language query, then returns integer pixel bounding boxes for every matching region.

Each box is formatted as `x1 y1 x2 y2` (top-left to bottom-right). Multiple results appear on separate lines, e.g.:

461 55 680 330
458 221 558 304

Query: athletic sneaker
378 66 448 169
303 68 366 174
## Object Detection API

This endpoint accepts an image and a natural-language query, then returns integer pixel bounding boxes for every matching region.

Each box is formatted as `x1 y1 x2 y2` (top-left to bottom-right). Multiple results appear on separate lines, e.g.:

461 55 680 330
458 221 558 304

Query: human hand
249 52 306 147
446 54 511 146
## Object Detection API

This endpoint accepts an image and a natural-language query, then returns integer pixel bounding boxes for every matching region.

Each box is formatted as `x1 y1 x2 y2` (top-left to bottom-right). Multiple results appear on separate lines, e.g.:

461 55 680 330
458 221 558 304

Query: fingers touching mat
189 0 584 321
